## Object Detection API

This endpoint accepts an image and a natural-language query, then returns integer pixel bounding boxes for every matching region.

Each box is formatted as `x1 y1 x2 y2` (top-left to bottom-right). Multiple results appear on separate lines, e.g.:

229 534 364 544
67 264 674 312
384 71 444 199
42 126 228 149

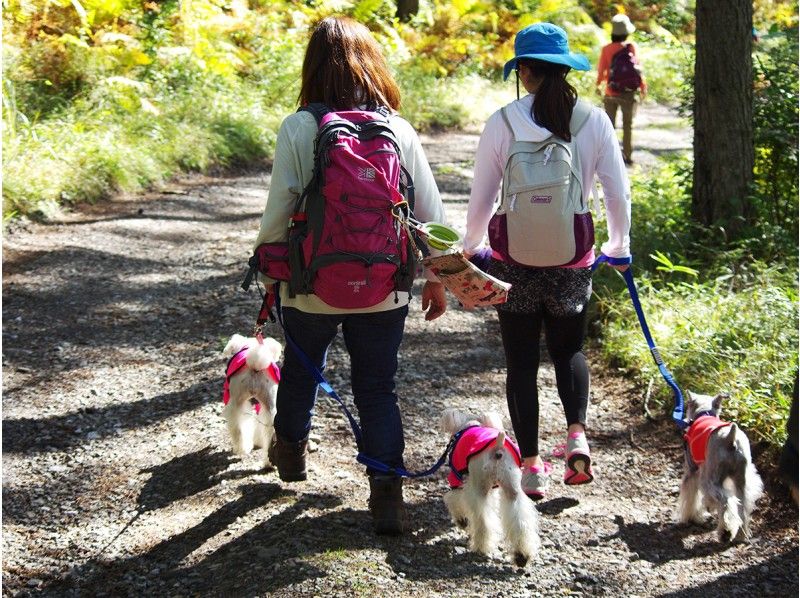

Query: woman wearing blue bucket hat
463 23 632 500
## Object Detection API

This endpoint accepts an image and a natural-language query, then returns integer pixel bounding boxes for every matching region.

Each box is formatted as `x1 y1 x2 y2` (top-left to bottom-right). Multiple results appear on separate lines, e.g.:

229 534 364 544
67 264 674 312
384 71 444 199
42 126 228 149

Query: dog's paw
513 551 530 568
456 517 469 529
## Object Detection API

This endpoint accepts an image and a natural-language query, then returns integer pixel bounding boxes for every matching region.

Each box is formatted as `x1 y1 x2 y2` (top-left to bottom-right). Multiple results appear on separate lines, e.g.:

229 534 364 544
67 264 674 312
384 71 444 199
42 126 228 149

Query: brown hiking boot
268 435 308 482
368 475 406 535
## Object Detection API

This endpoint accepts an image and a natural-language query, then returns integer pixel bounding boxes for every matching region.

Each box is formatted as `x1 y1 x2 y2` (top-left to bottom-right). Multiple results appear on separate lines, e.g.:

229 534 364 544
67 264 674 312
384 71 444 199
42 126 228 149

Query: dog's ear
712 392 728 414
440 408 460 435
223 334 248 357
441 408 475 435
479 411 504 431
263 337 283 363
684 390 697 418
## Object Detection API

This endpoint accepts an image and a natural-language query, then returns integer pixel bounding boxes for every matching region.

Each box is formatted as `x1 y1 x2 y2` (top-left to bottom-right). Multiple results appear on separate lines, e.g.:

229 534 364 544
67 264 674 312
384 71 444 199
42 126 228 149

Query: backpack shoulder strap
373 105 391 119
298 102 331 126
500 107 516 141
569 100 593 137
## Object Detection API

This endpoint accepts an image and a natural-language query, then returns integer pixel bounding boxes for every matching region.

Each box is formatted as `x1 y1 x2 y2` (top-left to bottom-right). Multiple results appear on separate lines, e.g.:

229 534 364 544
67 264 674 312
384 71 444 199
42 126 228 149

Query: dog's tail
724 423 752 460
494 430 506 451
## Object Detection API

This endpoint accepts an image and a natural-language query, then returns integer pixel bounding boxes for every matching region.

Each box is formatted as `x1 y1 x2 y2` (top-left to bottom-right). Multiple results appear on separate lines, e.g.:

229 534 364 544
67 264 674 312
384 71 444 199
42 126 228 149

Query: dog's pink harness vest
222 346 280 414
684 415 732 465
448 426 522 488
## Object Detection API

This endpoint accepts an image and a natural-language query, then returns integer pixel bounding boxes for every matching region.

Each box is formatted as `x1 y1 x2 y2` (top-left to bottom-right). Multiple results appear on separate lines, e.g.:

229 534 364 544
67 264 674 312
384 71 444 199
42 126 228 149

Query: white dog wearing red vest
221 334 282 467
678 391 763 542
440 408 540 567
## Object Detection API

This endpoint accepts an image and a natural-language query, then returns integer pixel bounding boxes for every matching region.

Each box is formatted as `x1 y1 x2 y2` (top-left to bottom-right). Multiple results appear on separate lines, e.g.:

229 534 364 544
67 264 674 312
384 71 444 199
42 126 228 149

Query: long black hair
518 58 577 141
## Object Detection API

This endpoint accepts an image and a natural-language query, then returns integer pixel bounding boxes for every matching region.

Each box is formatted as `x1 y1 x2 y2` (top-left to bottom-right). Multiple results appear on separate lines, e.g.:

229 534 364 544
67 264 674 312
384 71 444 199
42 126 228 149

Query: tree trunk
396 0 419 22
692 0 754 237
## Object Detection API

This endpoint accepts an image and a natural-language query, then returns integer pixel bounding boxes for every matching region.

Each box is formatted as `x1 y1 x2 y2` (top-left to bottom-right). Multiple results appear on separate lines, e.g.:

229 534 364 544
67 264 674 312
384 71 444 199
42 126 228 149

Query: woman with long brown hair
253 16 447 535
463 23 631 500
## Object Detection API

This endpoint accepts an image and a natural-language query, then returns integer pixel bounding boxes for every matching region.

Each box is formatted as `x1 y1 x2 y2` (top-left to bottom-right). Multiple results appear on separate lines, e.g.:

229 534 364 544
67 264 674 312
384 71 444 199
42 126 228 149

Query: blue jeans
275 306 409 473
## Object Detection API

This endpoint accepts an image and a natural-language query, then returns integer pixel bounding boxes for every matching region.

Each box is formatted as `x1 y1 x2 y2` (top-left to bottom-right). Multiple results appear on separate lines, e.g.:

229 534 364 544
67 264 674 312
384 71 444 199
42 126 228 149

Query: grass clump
592 158 797 449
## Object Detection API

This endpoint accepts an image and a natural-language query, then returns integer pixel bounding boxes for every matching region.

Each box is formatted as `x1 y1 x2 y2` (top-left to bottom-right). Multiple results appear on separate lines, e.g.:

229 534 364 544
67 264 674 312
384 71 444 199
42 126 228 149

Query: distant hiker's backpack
244 104 417 309
608 43 643 92
487 100 594 268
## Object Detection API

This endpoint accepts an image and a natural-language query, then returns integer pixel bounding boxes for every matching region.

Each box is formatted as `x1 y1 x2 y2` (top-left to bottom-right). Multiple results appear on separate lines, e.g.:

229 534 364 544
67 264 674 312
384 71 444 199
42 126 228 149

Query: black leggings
498 308 590 459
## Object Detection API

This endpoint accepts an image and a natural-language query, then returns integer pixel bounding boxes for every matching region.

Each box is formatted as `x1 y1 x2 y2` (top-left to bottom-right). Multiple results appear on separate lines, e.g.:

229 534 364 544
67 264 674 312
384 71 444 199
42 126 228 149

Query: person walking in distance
463 23 631 500
596 14 647 165
254 16 448 535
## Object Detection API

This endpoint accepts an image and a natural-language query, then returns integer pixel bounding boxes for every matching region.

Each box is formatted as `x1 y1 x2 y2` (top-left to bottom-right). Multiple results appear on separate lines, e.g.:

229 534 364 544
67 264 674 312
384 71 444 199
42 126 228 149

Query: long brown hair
518 58 577 141
299 16 401 111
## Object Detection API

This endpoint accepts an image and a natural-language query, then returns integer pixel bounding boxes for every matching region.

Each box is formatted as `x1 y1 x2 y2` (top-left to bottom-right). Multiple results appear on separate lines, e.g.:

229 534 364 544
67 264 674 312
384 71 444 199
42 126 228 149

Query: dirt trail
2 103 797 597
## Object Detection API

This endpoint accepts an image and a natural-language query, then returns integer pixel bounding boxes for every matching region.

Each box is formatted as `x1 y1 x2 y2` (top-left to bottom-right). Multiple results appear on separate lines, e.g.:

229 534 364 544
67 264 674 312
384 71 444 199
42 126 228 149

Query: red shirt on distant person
596 41 647 97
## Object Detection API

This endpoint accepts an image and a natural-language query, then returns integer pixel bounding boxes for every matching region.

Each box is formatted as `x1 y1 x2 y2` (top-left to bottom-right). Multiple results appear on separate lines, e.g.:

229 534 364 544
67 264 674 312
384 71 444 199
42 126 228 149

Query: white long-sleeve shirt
464 94 631 263
255 109 445 314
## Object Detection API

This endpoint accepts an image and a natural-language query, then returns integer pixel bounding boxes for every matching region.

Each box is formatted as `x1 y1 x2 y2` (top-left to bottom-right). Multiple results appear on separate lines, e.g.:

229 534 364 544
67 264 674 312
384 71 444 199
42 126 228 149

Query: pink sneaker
550 443 567 459
521 461 553 500
564 432 594 485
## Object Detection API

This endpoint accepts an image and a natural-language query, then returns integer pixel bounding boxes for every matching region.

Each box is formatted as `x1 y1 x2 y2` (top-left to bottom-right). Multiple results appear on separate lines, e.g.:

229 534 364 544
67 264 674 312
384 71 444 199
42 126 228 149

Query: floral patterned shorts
488 260 592 317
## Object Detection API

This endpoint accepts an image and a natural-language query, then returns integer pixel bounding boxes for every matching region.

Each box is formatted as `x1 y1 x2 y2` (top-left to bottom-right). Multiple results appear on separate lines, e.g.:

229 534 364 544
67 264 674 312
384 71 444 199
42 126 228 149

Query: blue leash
272 288 456 478
593 254 688 429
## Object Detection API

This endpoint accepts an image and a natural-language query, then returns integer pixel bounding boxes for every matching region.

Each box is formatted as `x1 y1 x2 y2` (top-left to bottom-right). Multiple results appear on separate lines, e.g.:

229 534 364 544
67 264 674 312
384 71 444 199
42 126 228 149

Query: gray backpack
488 100 595 267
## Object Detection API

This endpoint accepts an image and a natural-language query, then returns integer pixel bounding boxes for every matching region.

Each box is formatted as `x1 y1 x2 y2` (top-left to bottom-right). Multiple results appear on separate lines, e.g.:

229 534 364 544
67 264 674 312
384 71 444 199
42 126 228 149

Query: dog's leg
498 461 540 567
738 463 763 542
224 398 255 456
261 420 275 468
677 468 705 525
702 472 742 543
444 488 470 530
463 459 498 556
236 405 257 455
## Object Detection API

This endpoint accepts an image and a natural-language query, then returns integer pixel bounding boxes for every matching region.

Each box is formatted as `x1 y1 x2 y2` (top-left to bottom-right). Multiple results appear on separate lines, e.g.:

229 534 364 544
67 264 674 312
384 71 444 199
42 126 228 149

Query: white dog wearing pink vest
221 334 282 467
440 408 540 567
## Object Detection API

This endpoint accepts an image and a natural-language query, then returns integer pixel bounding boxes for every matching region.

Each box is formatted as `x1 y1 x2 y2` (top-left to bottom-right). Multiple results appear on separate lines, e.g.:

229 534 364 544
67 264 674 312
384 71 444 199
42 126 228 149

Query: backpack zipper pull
543 143 557 166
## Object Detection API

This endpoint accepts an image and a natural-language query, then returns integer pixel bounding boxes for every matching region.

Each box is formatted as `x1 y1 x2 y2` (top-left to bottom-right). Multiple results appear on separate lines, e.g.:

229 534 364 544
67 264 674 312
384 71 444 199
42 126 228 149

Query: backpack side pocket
254 242 291 282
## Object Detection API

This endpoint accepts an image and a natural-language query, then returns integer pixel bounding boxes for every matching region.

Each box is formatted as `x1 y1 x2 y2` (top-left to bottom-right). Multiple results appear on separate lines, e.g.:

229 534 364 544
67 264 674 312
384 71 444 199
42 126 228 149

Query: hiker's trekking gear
592 254 687 429
488 100 594 268
242 104 417 310
268 434 308 482
563 432 594 485
522 461 553 500
608 44 643 92
368 475 406 535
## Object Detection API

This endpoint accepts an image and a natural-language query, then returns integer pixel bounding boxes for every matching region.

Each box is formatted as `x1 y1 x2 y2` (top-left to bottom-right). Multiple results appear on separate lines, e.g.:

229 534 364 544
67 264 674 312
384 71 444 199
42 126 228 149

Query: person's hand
611 263 629 272
421 281 446 321
465 247 492 272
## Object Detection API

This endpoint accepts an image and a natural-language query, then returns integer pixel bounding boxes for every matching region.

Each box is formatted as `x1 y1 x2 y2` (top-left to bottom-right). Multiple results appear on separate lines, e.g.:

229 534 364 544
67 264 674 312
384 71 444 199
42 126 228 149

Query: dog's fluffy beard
441 408 540 566
677 391 764 543
222 334 282 467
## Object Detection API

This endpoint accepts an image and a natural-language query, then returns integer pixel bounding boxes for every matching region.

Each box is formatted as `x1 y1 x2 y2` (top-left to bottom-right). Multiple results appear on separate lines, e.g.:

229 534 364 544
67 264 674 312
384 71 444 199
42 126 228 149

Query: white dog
678 391 763 543
440 408 540 566
221 334 282 467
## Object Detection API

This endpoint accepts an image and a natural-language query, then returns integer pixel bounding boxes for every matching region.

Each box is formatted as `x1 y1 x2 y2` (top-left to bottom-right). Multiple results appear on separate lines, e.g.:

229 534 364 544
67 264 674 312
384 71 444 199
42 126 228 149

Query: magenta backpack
608 44 643 92
245 104 417 309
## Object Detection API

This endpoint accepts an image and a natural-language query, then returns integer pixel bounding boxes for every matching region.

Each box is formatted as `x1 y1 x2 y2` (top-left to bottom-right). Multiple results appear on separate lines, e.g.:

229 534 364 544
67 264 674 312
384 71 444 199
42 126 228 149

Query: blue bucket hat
503 23 590 80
